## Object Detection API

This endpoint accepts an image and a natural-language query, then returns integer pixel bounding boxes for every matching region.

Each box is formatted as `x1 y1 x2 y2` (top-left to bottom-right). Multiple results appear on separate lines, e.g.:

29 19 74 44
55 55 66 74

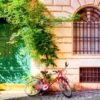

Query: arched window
73 7 100 54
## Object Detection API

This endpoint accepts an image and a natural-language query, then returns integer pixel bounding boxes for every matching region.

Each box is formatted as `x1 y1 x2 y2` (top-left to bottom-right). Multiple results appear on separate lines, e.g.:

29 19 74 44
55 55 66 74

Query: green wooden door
0 23 30 83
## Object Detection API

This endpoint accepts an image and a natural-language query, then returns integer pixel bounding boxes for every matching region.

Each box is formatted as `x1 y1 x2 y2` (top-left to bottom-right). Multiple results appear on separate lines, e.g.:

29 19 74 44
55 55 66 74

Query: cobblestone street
0 90 100 100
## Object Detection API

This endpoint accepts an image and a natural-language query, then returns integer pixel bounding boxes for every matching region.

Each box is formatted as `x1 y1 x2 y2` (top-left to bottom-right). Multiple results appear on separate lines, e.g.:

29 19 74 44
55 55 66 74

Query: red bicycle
24 62 72 98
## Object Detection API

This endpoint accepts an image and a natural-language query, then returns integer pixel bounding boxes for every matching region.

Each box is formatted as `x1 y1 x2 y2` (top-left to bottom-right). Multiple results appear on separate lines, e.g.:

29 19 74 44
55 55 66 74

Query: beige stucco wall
31 0 100 90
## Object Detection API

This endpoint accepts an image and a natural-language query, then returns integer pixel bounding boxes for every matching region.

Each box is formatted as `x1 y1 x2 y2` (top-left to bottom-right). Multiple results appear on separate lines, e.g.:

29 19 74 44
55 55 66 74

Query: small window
73 7 100 54
80 67 100 83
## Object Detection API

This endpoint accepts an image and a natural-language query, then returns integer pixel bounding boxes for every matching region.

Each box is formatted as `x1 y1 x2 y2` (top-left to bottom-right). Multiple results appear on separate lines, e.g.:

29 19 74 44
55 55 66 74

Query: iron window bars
73 7 100 54
80 67 100 82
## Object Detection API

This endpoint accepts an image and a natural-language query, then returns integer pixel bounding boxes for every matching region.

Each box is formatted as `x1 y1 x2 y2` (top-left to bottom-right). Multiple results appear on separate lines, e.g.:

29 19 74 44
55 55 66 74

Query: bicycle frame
48 70 64 88
33 62 68 91
35 68 67 91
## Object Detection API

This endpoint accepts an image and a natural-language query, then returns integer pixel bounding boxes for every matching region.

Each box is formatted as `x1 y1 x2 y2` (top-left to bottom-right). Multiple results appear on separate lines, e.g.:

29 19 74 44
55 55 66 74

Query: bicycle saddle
41 70 48 75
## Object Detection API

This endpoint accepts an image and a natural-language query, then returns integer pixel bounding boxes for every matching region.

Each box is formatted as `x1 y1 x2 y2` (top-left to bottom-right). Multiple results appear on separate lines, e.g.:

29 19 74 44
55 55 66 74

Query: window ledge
70 54 100 59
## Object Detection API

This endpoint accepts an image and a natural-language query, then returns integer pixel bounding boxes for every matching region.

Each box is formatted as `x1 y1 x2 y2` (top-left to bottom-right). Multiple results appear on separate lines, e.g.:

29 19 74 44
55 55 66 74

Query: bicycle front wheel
24 78 42 96
59 78 72 98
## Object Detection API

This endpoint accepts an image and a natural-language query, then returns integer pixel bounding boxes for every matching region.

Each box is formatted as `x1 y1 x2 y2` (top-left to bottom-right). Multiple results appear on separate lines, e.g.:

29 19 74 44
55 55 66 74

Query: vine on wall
0 0 79 67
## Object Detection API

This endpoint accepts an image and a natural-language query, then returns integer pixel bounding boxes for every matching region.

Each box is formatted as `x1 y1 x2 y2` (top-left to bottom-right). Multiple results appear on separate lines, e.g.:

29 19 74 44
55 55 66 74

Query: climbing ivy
0 0 79 67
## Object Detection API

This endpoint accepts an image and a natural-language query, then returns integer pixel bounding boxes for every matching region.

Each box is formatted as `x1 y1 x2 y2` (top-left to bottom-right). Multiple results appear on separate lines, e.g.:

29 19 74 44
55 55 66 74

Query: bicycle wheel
24 78 42 96
59 78 72 98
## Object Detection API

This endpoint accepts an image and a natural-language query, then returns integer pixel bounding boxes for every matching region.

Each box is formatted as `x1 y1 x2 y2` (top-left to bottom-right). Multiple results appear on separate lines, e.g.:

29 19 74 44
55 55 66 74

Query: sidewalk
0 90 26 100
0 90 100 100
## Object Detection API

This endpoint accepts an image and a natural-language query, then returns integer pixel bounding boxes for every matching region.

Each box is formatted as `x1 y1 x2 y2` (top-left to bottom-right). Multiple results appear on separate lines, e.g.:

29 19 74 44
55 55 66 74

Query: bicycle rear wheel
24 78 42 96
59 78 72 98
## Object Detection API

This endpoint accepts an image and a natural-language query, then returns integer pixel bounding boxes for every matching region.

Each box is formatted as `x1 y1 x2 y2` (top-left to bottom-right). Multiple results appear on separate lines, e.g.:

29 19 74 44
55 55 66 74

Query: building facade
0 0 100 90
42 0 100 90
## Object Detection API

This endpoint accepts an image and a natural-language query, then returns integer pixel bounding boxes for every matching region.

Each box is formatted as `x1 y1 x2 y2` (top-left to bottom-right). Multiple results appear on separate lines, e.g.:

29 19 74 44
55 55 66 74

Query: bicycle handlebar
53 71 58 73
65 62 68 68
61 62 69 72
53 62 69 73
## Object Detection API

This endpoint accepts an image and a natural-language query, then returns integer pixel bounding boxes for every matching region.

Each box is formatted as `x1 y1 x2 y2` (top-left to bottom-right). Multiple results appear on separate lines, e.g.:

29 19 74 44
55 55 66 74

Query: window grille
80 67 100 82
73 7 100 54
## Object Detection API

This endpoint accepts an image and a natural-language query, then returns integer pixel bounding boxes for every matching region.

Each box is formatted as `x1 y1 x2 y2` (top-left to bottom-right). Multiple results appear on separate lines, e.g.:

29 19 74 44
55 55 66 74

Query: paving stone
86 0 94 4
79 0 86 6
94 0 100 5
54 0 70 5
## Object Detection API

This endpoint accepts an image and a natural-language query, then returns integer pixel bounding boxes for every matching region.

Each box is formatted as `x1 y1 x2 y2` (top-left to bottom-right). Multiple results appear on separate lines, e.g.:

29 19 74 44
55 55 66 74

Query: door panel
0 23 30 83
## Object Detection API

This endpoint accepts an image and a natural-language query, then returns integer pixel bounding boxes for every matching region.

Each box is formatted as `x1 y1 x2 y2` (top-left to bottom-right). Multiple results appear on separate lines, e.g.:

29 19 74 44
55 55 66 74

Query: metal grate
80 67 100 83
73 7 100 54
